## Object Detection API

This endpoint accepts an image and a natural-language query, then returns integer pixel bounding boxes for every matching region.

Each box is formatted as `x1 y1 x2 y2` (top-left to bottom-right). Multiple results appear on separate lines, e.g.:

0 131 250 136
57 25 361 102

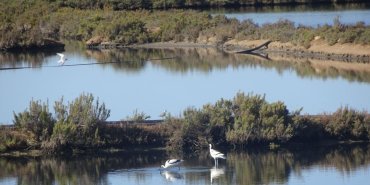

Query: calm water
211 3 370 26
1 44 370 124
0 144 369 185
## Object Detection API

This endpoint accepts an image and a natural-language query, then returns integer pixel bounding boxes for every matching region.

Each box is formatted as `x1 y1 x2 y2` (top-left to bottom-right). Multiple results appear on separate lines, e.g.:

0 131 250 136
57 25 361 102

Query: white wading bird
57 53 67 65
161 159 184 170
209 144 226 166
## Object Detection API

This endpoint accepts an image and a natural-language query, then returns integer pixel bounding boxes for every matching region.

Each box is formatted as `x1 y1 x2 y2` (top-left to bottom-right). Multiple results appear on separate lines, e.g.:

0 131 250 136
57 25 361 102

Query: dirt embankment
223 38 370 63
88 35 370 63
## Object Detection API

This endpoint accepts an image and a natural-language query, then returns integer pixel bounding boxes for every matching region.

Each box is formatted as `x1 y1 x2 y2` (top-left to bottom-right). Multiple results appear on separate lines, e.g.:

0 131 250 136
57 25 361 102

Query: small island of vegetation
1 93 369 156
1 0 370 61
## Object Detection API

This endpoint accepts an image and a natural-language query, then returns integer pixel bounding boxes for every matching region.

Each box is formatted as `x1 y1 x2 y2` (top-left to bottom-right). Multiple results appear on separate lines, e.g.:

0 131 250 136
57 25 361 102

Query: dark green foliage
166 93 300 150
226 93 296 145
290 115 327 142
292 27 315 48
2 92 370 154
46 93 110 152
13 100 55 143
0 129 29 152
203 99 234 146
260 20 296 42
41 0 366 10
166 93 370 151
323 107 370 140
166 108 210 151
100 124 167 147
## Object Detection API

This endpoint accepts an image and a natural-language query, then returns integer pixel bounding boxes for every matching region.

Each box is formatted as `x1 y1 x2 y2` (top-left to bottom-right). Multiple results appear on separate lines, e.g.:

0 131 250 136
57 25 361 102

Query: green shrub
292 27 315 48
166 107 210 151
260 20 296 42
45 93 110 152
101 124 166 147
324 107 369 140
13 100 55 142
0 130 29 152
203 99 234 146
235 19 259 41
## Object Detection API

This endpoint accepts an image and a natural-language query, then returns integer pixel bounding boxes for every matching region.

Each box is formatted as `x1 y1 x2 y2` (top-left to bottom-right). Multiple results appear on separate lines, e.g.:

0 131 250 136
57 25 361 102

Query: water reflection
160 170 184 182
0 51 56 68
210 167 225 184
2 48 370 83
1 144 369 185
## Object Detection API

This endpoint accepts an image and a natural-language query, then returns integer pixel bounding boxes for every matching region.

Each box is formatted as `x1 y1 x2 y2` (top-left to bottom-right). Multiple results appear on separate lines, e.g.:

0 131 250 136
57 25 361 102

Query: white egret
209 144 226 166
57 53 67 65
161 159 184 169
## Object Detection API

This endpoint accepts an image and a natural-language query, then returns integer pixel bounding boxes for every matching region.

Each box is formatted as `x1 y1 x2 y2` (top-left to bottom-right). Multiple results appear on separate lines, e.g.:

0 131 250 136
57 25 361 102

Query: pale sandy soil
89 36 370 63
224 39 370 56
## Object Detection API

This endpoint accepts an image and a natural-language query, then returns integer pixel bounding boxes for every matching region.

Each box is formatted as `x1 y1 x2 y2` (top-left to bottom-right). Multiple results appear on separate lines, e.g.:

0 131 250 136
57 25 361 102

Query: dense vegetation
1 92 369 154
1 0 370 50
5 0 367 10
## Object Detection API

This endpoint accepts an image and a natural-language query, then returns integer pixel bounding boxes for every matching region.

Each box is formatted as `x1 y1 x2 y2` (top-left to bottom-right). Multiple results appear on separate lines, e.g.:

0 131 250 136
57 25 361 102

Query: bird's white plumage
209 144 226 166
56 53 67 65
161 159 184 169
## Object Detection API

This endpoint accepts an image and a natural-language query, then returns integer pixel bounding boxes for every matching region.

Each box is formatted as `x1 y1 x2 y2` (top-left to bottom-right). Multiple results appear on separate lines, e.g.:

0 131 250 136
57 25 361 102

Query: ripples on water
0 144 369 185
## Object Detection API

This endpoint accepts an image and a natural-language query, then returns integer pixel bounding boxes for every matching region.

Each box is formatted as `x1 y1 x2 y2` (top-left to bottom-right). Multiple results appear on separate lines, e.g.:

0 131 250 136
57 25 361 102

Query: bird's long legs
214 159 219 167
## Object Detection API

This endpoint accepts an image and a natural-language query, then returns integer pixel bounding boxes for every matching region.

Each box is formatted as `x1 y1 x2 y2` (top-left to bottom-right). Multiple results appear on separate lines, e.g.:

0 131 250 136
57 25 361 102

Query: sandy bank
223 39 370 63
87 36 370 63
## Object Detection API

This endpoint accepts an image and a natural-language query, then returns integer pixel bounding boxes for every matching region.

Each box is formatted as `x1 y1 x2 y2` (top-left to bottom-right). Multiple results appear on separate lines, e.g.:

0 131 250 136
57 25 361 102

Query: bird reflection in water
210 167 225 184
160 170 184 182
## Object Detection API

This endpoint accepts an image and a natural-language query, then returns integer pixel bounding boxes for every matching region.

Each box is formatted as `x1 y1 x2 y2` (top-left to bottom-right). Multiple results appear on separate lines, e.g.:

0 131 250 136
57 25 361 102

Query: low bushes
164 93 370 151
1 92 369 154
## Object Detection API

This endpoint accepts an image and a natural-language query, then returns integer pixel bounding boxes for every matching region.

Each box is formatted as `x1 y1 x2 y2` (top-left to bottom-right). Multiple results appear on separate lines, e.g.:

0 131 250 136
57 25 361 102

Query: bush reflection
1 47 370 83
1 144 369 185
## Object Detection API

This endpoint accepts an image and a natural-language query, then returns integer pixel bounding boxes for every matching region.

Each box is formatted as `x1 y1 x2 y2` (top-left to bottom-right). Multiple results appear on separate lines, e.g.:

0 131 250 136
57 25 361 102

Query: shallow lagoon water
0 144 369 185
1 46 370 124
211 3 370 27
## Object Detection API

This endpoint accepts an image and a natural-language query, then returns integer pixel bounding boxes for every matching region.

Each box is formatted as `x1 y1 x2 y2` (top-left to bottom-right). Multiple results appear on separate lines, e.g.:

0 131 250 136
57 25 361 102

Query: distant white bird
209 144 226 166
161 159 184 169
57 53 67 65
